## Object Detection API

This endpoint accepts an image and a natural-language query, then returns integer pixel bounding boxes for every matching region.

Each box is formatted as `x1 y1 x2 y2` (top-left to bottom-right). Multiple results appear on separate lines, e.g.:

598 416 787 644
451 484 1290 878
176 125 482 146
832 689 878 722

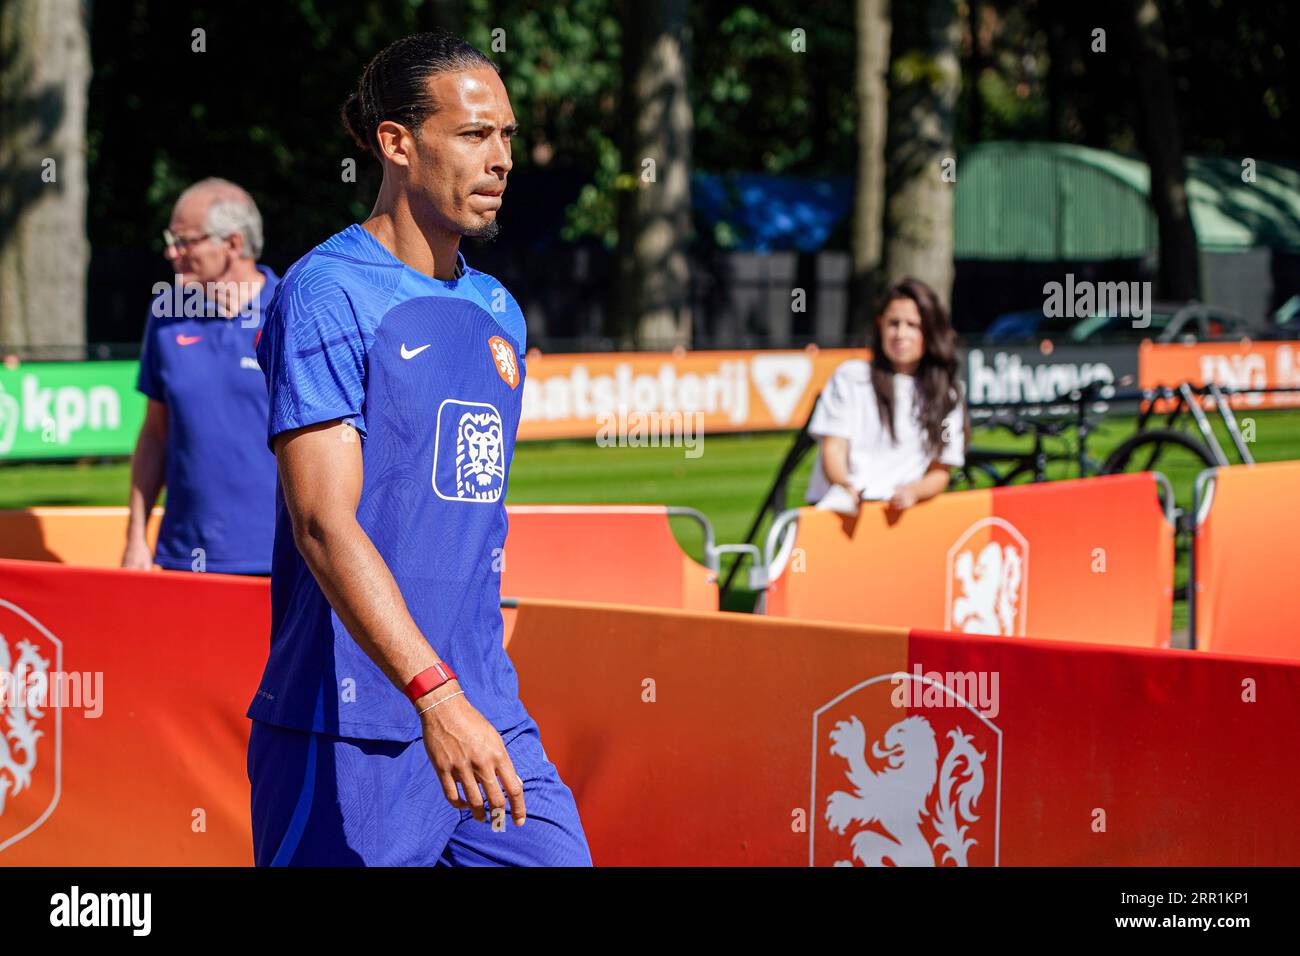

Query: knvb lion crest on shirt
487 335 519 390
811 674 1001 867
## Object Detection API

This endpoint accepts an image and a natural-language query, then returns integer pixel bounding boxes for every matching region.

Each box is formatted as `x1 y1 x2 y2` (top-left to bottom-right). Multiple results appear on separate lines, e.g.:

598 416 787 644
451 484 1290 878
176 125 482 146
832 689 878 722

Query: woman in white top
806 277 966 511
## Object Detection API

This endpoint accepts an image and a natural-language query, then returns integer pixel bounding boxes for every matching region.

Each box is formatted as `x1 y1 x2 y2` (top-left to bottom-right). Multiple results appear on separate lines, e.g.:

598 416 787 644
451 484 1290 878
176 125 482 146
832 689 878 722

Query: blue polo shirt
137 265 279 574
247 224 529 741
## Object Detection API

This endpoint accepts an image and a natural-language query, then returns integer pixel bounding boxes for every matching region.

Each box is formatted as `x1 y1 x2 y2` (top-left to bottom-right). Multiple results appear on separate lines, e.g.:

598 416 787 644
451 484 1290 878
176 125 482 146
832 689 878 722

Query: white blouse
805 359 965 504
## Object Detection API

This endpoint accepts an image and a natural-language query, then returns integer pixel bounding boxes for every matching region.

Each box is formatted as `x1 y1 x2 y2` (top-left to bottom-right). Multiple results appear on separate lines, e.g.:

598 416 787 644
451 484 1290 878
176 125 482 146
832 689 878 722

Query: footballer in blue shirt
245 32 591 866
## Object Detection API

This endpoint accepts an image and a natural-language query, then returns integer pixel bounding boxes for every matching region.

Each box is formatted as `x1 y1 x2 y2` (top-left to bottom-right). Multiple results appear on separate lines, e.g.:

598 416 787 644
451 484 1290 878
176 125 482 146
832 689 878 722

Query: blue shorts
247 715 592 866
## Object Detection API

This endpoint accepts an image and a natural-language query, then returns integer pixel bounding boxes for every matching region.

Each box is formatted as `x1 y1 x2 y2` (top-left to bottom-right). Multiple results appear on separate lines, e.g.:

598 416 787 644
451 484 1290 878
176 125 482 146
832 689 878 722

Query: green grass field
3 406 1299 634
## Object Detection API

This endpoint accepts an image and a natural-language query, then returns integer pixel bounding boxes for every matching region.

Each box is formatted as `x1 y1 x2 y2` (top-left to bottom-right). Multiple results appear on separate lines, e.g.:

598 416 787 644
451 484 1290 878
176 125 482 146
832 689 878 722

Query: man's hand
889 482 919 511
121 538 156 570
419 685 526 826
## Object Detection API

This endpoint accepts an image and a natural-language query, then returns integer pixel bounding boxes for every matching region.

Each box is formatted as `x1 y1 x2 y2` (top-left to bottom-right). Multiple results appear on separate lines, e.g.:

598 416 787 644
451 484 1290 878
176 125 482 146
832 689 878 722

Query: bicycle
1099 382 1250 474
954 409 1103 488
953 381 1252 494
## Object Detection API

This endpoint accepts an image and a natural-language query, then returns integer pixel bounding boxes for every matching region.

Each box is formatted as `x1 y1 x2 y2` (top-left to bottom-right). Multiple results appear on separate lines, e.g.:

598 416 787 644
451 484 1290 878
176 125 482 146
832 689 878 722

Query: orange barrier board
507 599 1300 865
765 473 1174 648
1194 461 1300 659
2 560 1294 867
0 507 161 568
0 504 716 612
501 505 716 610
0 559 267 865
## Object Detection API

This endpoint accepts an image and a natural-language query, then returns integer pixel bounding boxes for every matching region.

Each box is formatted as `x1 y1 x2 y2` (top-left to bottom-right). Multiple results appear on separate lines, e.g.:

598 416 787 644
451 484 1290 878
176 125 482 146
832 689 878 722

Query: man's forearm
294 515 445 699
126 433 166 541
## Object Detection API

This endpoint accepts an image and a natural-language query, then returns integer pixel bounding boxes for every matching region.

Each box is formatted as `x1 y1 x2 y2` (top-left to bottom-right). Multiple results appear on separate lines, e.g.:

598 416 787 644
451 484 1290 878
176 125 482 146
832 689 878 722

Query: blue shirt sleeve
136 298 165 402
469 270 527 351
259 265 374 448
503 289 527 352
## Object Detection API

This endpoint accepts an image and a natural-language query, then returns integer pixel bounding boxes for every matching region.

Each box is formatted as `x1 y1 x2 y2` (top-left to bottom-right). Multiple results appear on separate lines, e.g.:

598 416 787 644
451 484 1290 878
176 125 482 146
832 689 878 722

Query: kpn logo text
0 374 122 455
0 375 121 454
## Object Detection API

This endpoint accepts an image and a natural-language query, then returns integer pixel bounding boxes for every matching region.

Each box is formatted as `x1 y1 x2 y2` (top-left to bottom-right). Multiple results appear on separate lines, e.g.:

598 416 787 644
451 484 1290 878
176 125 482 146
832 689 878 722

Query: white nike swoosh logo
401 343 432 360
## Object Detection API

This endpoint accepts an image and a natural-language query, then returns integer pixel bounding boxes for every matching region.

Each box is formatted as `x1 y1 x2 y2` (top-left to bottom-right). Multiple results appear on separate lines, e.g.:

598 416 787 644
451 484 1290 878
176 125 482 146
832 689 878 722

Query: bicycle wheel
1100 429 1216 483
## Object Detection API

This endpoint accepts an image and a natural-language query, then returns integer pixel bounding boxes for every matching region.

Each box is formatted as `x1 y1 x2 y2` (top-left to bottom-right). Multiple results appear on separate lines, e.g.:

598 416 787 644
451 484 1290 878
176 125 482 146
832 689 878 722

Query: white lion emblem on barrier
0 632 50 818
456 411 504 501
951 542 1023 635
946 517 1029 635
825 714 985 867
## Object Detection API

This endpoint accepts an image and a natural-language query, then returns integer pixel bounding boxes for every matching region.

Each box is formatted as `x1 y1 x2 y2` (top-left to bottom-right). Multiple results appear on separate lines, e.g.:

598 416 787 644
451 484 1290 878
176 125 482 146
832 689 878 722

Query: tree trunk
1124 0 1200 301
881 0 961 309
613 0 693 350
0 0 91 358
849 0 890 340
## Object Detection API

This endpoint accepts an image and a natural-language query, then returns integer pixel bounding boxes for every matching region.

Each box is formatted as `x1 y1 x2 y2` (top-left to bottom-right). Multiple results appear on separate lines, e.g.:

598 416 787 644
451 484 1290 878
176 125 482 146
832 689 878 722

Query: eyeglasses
162 229 211 253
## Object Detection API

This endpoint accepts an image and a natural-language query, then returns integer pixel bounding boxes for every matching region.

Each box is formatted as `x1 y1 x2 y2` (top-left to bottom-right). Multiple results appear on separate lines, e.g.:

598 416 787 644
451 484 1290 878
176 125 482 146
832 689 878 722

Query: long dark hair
869 277 964 454
342 31 498 160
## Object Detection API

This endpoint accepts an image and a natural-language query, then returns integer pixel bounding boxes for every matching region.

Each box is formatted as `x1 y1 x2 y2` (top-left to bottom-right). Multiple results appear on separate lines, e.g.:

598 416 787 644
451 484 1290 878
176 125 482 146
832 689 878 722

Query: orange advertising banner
518 347 862 440
1140 340 1300 408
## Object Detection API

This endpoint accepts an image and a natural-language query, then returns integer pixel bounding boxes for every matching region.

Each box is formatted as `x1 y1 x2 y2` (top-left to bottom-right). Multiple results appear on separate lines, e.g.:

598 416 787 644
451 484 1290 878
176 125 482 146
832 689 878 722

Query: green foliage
463 0 621 169
974 68 1047 141
560 129 620 247
690 1 855 176
73 0 1300 332
86 0 432 261
890 51 952 92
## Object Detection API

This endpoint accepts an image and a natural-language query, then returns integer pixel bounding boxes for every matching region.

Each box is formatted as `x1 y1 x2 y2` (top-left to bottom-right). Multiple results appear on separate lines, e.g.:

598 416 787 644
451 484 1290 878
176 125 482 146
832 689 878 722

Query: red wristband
404 662 457 703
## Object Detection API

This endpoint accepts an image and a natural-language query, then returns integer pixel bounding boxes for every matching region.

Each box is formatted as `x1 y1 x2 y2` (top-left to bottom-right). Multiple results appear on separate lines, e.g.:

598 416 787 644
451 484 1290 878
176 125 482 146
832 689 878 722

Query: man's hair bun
341 92 370 151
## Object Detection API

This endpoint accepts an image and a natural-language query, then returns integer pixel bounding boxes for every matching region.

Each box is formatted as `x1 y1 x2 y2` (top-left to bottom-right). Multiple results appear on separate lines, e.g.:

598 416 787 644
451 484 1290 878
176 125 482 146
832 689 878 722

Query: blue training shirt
247 224 530 742
137 265 280 573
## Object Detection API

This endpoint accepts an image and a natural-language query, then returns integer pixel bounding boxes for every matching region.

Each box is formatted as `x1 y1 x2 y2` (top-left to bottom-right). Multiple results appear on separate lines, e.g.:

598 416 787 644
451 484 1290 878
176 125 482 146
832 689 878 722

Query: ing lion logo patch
432 399 505 503
487 335 519 389
454 411 504 500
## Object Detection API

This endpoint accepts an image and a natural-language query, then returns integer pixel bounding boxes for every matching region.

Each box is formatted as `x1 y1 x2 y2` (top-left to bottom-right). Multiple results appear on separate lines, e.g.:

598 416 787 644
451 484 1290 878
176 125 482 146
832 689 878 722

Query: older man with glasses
122 177 280 574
